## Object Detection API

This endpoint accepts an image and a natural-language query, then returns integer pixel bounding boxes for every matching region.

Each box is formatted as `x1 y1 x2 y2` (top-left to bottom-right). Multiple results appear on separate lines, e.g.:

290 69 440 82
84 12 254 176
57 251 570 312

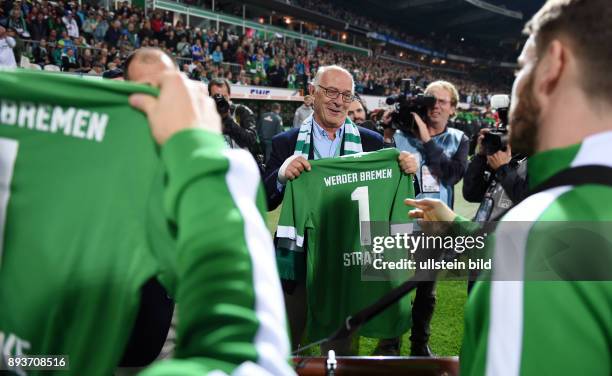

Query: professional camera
212 94 230 115
482 94 510 155
385 79 437 135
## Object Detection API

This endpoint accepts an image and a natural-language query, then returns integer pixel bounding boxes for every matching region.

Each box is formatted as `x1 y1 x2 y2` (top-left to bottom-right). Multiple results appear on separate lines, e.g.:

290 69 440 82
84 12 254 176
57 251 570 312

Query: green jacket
460 131 612 375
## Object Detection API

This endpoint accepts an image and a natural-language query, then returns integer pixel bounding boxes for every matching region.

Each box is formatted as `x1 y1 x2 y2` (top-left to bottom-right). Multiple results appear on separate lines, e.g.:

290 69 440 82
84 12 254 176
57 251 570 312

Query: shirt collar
312 117 344 141
527 130 612 189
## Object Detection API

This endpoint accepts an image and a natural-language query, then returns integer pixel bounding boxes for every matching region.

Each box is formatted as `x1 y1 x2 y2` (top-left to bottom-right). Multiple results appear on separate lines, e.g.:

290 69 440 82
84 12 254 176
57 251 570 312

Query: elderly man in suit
264 64 417 354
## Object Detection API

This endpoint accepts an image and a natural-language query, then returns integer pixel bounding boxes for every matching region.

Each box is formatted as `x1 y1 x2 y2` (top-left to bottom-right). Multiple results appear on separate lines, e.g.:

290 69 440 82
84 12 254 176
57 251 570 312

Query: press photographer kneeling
462 95 528 223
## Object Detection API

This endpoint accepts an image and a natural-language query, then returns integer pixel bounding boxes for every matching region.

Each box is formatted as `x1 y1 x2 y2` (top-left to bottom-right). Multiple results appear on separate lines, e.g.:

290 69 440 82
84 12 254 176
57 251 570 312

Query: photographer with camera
208 78 263 168
382 80 469 357
463 95 529 223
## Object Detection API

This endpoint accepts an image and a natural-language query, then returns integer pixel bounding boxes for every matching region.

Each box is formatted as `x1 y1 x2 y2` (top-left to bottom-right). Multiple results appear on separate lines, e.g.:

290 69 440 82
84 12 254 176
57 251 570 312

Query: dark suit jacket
264 126 384 210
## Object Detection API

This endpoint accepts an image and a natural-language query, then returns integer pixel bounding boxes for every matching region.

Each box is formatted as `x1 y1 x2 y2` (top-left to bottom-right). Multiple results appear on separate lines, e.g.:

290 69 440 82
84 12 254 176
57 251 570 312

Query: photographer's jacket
463 154 528 221
223 103 258 150
394 127 469 208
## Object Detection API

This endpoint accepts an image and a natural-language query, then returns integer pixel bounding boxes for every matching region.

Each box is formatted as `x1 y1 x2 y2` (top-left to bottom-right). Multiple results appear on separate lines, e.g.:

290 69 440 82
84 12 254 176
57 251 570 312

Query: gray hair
311 65 355 94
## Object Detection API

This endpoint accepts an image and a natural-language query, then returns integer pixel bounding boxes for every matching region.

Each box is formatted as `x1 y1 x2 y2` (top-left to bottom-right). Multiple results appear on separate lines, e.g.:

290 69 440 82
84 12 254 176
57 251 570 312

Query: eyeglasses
316 85 354 103
434 97 452 106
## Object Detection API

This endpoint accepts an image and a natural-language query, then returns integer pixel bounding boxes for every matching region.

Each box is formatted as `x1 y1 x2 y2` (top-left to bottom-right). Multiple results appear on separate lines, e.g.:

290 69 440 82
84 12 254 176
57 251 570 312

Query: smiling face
347 100 366 123
425 86 455 129
310 68 353 129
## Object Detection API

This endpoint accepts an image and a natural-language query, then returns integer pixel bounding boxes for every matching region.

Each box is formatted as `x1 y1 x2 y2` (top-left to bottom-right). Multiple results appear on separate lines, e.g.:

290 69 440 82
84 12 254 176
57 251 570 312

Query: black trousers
410 281 436 344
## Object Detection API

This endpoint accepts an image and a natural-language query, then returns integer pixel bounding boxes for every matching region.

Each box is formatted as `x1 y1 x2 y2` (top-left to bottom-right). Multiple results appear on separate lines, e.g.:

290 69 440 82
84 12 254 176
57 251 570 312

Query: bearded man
407 0 612 374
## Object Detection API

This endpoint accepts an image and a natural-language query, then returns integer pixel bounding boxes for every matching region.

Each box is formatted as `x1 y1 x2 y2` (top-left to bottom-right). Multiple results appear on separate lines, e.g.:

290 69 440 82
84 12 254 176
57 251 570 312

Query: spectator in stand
62 10 79 38
29 12 48 41
93 13 108 42
0 25 17 68
78 48 94 72
125 22 139 48
33 38 49 65
89 62 104 75
81 10 97 39
221 40 232 62
176 35 190 57
287 67 297 88
236 69 248 85
211 44 223 65
165 29 177 52
8 8 28 37
191 38 204 62
234 45 246 66
105 19 122 46
60 47 78 71
150 12 164 39
5 0 510 96
139 19 154 41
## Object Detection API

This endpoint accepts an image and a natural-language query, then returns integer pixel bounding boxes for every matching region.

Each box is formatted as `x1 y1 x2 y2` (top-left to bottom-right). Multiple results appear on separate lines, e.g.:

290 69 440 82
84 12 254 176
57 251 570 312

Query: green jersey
276 148 415 341
0 71 292 376
0 70 169 375
460 131 612 375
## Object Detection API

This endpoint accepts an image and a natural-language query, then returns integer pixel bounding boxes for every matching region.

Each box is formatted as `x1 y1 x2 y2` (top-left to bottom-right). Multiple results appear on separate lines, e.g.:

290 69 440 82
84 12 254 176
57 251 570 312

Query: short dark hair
271 102 281 111
208 78 232 96
102 68 123 79
524 0 612 103
353 93 368 116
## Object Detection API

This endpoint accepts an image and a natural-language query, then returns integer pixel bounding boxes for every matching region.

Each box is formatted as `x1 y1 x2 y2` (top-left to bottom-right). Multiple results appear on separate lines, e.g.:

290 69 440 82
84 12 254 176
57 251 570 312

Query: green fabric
294 116 362 158
276 148 415 340
0 70 170 375
460 135 612 376
525 142 580 189
0 70 291 376
142 129 291 375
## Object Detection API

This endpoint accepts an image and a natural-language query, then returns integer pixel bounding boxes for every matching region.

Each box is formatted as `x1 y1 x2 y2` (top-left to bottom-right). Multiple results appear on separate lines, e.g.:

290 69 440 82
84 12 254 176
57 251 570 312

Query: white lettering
72 109 90 139
17 103 36 129
87 112 109 142
35 105 50 132
50 107 75 135
0 100 17 124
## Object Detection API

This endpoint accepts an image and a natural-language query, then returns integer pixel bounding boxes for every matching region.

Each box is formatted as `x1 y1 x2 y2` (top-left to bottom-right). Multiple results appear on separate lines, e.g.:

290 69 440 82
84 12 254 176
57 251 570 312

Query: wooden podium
293 356 459 376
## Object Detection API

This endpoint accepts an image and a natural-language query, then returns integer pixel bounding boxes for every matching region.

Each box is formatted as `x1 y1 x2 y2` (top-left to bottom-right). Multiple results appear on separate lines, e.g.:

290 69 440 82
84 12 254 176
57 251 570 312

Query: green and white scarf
293 116 362 158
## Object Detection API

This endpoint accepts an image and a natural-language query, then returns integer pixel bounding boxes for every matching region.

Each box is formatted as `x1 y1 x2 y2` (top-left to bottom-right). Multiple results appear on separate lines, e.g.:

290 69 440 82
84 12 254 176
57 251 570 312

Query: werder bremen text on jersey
0 100 108 142
324 168 393 187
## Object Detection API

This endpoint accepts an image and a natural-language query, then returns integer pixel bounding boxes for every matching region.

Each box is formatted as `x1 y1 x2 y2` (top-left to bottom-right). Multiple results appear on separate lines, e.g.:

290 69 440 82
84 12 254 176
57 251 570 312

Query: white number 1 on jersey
0 138 19 267
351 186 372 246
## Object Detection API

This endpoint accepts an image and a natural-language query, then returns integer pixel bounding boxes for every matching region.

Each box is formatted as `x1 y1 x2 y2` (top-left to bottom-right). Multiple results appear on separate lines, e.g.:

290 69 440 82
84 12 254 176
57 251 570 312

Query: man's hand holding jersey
278 155 312 183
398 151 418 175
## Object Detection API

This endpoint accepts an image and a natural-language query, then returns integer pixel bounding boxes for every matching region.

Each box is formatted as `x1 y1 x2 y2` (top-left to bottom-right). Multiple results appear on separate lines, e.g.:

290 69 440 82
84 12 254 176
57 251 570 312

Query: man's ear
534 39 565 100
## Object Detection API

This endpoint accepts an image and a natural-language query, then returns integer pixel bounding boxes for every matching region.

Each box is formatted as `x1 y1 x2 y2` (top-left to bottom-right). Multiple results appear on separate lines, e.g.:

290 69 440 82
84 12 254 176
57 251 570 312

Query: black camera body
482 130 509 155
483 94 511 155
212 94 230 115
385 79 436 135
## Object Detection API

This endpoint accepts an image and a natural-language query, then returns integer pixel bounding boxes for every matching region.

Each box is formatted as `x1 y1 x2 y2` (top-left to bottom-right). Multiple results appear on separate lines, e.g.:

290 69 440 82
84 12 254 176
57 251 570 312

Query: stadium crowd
0 0 505 105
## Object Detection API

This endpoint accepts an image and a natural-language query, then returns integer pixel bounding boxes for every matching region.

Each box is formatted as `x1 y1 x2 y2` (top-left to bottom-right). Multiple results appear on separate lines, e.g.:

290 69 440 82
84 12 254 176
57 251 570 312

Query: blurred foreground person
407 0 612 374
